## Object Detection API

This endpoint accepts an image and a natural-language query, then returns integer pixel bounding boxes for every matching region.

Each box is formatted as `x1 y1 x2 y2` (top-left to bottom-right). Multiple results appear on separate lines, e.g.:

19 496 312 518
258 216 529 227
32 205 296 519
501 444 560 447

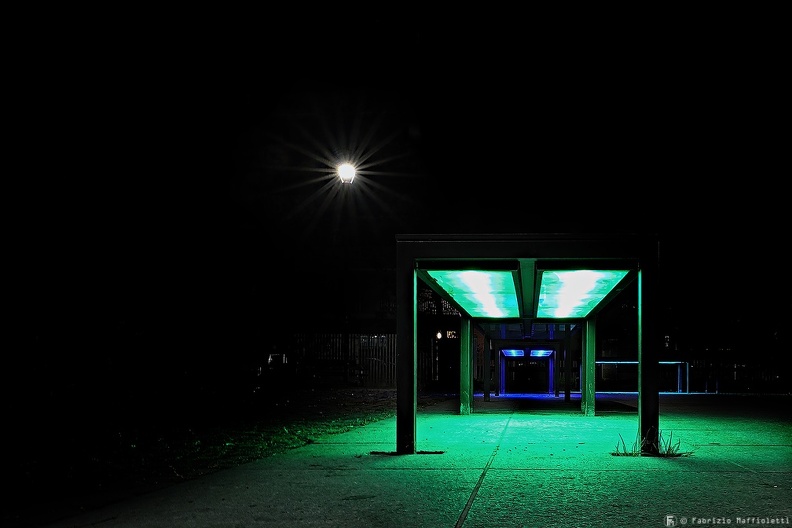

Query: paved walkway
35 394 792 527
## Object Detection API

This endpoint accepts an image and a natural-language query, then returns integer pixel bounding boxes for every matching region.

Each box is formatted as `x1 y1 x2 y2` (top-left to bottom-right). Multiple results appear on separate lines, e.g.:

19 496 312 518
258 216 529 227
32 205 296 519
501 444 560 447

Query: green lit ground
39 393 791 528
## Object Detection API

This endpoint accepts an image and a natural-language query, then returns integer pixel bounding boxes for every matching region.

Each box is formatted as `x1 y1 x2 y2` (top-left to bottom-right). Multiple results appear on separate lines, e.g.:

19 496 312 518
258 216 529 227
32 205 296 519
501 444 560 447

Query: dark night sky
13 11 790 380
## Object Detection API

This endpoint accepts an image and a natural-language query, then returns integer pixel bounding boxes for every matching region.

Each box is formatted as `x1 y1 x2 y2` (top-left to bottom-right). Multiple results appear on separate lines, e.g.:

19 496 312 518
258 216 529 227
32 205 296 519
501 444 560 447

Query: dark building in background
254 259 789 397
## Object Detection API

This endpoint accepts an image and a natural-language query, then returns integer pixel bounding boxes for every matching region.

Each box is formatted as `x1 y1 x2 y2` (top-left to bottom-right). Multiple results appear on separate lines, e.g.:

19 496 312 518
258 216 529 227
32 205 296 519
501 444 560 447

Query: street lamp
337 162 356 184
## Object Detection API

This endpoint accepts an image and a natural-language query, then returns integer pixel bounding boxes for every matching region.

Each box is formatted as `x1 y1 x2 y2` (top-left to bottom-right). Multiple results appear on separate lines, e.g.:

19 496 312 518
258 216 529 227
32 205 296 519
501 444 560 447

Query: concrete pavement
33 393 792 527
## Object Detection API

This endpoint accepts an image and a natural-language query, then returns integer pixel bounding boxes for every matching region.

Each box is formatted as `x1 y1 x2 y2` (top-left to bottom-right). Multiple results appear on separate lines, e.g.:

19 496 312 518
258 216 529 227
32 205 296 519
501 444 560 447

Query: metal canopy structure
395 233 662 455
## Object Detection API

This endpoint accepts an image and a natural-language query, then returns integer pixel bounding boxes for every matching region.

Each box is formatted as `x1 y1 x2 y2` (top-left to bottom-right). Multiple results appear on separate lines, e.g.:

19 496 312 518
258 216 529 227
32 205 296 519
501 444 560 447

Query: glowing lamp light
424 266 629 320
426 269 519 318
529 349 553 357
337 162 356 183
537 269 629 318
502 349 524 357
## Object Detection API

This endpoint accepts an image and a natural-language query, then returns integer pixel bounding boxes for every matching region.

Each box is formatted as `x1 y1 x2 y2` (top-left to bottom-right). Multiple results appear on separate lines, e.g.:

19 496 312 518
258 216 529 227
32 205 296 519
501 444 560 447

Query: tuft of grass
612 429 693 457
654 430 694 457
612 431 644 456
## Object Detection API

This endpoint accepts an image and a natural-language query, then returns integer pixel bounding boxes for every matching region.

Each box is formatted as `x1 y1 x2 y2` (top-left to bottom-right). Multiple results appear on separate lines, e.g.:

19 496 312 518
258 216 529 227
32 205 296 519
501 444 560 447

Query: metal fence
293 333 397 388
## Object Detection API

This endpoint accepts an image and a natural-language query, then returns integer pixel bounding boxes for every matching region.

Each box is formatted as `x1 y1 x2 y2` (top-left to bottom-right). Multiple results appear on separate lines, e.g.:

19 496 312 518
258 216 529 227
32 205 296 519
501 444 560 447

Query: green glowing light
426 270 520 318
537 270 629 318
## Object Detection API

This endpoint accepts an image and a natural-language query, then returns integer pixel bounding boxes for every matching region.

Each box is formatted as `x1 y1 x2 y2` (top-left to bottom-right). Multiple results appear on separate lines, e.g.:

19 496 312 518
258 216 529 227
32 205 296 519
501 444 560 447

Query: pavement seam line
454 414 513 528
728 460 759 474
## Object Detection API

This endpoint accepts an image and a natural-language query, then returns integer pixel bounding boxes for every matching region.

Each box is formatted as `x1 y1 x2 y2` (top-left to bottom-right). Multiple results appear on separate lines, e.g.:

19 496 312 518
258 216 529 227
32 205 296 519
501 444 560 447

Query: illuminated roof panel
425 266 631 320
426 270 519 318
537 270 629 319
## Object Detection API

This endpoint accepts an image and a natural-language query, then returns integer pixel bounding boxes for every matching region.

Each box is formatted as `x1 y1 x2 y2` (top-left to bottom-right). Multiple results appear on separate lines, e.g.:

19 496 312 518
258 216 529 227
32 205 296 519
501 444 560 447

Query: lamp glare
338 163 356 183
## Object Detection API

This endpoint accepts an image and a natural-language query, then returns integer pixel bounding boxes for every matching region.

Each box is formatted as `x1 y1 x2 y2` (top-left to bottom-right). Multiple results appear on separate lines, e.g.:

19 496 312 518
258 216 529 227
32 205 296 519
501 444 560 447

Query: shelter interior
395 233 664 454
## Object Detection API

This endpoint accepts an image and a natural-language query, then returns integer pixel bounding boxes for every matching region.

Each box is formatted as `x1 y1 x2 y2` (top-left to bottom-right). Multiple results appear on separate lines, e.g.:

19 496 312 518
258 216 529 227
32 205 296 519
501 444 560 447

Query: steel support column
564 328 572 402
483 337 491 401
639 258 661 454
581 318 597 416
459 317 473 415
395 250 416 454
